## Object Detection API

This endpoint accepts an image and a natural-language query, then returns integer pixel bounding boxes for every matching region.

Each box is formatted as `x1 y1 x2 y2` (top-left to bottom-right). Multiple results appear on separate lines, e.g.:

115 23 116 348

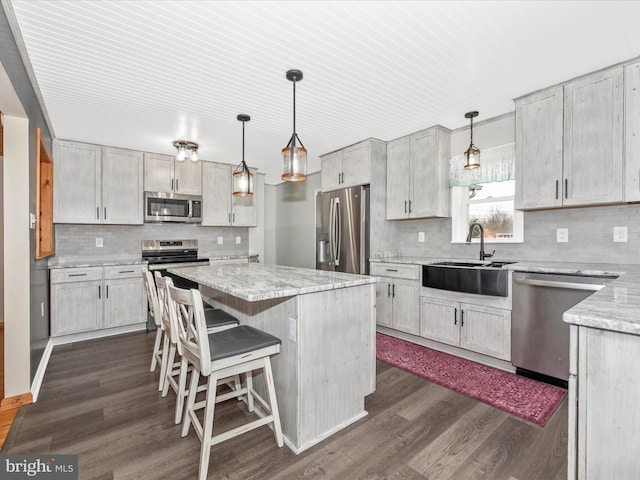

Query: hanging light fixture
172 140 199 162
233 114 254 197
463 111 480 170
282 69 307 182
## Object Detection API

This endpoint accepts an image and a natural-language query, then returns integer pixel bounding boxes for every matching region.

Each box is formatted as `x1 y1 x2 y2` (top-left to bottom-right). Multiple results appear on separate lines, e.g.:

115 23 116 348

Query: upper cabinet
201 162 257 227
144 153 202 195
515 66 624 209
386 126 451 220
54 141 143 224
320 139 384 192
624 61 640 202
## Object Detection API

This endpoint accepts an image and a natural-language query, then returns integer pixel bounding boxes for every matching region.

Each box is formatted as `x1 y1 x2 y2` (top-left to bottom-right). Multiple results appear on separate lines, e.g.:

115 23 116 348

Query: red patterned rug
376 333 566 426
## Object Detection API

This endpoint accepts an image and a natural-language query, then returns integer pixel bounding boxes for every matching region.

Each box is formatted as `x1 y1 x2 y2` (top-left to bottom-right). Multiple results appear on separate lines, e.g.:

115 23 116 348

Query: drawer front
50 267 102 284
370 263 419 280
104 264 144 280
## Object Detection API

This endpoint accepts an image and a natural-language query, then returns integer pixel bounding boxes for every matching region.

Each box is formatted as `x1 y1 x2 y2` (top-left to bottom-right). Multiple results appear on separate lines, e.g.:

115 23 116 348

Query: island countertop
167 263 378 302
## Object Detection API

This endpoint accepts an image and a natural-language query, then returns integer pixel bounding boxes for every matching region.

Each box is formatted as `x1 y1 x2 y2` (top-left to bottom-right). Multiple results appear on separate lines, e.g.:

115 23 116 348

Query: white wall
3 114 31 397
263 183 277 264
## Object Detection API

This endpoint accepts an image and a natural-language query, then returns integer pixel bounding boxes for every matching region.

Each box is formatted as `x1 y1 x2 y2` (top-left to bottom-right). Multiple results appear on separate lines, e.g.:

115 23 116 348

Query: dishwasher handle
513 276 606 292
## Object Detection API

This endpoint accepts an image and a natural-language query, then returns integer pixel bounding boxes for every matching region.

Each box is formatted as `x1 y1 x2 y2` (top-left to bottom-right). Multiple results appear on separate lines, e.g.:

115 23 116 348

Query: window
451 180 523 243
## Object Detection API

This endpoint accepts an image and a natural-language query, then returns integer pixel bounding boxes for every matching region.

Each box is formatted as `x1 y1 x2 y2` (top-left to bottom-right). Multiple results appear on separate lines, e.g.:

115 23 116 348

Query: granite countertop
167 263 378 302
370 255 640 335
48 253 257 269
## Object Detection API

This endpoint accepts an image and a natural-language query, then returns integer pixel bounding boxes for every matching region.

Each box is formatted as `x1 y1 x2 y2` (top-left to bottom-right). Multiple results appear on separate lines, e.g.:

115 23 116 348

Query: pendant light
282 69 307 182
233 114 254 197
464 111 480 170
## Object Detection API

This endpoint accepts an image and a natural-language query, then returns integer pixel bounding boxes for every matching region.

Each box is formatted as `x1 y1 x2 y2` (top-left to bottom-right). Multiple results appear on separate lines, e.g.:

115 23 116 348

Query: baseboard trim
0 392 32 411
30 338 53 402
51 323 146 346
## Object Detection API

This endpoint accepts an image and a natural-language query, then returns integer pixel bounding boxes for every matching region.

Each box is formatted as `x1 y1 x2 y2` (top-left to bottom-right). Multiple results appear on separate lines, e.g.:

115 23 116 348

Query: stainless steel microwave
144 192 202 223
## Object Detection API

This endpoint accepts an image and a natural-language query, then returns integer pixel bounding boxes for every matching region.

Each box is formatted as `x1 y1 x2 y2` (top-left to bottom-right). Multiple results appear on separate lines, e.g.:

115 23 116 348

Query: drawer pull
68 273 87 277
385 269 398 272
119 270 135 274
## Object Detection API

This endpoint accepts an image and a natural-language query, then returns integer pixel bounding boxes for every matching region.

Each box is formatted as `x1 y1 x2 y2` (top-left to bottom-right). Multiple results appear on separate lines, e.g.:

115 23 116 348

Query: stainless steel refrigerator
316 185 369 274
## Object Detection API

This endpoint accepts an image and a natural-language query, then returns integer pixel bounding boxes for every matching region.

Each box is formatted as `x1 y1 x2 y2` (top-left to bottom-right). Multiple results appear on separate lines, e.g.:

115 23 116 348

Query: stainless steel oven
142 239 209 330
144 192 202 223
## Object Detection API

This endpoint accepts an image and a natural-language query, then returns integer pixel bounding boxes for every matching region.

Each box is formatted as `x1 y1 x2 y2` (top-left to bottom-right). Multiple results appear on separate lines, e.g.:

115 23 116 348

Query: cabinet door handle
104 207 107 220
461 309 464 327
228 212 231 223
387 284 391 296
338 172 341 184
341 172 345 183
176 179 179 191
68 273 87 277
454 308 457 325
565 179 568 199
404 200 407 213
233 212 235 223
408 200 412 213
106 285 109 299
555 180 559 200
171 178 174 191
98 285 101 299
96 207 100 220
392 284 396 298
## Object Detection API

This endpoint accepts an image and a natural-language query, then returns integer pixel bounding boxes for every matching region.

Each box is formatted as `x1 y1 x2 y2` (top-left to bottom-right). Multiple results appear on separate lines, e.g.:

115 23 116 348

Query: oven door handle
513 277 605 291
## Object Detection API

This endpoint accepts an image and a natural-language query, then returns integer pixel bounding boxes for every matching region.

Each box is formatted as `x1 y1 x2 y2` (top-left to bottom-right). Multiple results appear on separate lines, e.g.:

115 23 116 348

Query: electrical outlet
613 226 628 242
235 236 241 245
418 232 425 243
556 228 568 243
217 236 223 245
288 317 297 342
96 237 103 247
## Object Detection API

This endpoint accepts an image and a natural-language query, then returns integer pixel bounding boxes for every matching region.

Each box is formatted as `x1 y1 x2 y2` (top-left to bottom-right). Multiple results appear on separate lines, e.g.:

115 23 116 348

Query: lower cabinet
51 264 146 337
568 325 640 479
372 263 420 335
420 297 511 361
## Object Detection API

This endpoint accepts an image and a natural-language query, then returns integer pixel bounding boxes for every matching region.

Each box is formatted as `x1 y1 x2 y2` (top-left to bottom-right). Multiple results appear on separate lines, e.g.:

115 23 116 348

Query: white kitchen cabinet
420 297 511 361
50 267 103 336
320 139 385 192
624 61 640 201
568 325 640 480
201 162 257 227
144 152 202 195
386 126 451 220
371 263 420 335
103 266 146 329
515 66 624 209
51 264 146 337
54 141 143 224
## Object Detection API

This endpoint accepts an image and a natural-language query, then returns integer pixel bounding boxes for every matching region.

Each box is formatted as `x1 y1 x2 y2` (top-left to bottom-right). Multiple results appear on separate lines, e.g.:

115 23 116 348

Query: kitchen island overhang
167 263 378 453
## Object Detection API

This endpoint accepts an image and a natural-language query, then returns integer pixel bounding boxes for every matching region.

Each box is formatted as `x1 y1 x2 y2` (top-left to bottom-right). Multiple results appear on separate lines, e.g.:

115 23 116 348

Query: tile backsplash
54 223 249 259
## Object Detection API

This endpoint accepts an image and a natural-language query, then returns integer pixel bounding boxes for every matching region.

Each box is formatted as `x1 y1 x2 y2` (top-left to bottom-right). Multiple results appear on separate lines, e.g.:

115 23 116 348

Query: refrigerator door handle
329 197 335 266
334 197 341 266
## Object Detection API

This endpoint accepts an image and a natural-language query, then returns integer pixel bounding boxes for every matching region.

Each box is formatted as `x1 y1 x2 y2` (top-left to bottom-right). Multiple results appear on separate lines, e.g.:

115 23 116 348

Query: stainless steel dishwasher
511 271 616 383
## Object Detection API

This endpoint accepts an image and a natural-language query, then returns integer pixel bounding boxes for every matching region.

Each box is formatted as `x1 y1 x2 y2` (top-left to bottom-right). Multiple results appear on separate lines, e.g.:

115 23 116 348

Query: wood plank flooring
2 331 567 479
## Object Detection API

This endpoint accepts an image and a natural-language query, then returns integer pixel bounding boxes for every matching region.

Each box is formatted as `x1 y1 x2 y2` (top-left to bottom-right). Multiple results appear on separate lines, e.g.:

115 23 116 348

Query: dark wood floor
3 331 567 479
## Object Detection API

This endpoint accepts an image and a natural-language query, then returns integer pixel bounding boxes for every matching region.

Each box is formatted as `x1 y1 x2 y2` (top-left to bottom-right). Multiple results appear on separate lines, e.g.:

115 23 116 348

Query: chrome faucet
466 222 495 261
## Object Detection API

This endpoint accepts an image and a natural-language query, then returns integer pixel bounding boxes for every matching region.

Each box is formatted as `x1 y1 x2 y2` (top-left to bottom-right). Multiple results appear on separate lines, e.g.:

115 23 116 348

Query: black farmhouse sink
422 261 515 297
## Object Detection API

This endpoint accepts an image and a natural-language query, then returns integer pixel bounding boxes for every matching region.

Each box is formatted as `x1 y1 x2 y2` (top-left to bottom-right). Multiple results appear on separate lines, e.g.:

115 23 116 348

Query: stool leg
233 374 242 400
162 344 176 397
175 357 189 424
150 327 163 372
198 372 218 480
158 333 170 392
182 367 200 437
264 358 284 448
246 371 254 412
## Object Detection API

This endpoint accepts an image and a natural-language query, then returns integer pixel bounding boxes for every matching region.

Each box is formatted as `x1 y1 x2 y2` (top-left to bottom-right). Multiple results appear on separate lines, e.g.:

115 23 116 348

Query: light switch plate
613 226 628 242
96 237 103 247
217 236 223 245
556 228 568 243
418 232 425 243
235 236 241 244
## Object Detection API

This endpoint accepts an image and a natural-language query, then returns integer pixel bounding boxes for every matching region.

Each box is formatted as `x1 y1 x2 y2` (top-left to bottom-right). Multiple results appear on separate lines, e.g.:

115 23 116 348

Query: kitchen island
167 263 378 454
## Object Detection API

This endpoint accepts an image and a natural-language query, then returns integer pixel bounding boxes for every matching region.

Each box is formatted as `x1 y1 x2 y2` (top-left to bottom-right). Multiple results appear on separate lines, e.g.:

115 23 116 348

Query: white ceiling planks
7 0 640 184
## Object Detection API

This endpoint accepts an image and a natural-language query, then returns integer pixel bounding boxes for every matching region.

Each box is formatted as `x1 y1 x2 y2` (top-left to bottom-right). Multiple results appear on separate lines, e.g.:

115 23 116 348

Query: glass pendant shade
464 145 480 170
190 148 198 162
282 69 307 182
281 143 307 182
173 140 198 163
233 114 254 197
176 144 186 162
